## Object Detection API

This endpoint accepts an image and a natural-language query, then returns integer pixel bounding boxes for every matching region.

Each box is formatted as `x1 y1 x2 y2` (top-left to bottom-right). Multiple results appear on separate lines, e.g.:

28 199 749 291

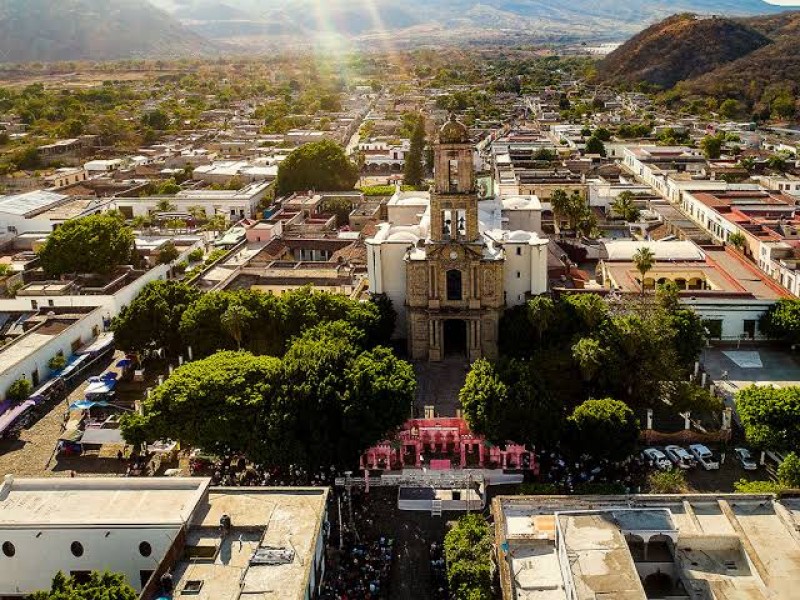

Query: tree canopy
459 358 564 448
736 385 800 450
275 140 359 196
38 213 134 276
31 571 137 600
568 398 640 461
122 321 415 468
444 514 493 600
759 299 800 346
111 280 200 356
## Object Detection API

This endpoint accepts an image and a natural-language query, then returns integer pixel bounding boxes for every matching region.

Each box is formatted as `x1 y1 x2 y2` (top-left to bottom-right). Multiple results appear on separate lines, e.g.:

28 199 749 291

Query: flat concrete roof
558 513 646 600
174 487 328 600
494 495 800 600
0 476 209 527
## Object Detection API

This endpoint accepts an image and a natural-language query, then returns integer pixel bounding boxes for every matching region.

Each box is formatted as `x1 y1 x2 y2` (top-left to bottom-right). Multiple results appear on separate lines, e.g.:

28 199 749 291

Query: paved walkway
414 358 469 417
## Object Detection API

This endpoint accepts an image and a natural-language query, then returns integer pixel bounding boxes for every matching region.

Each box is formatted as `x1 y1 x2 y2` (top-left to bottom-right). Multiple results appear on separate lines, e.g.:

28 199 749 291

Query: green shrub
187 248 204 262
7 378 32 402
733 479 784 494
647 469 688 494
48 354 67 371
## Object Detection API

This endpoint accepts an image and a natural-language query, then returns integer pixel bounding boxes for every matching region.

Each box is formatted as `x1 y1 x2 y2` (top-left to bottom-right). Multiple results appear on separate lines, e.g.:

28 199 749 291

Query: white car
689 444 720 470
665 445 695 469
734 447 758 471
642 448 672 471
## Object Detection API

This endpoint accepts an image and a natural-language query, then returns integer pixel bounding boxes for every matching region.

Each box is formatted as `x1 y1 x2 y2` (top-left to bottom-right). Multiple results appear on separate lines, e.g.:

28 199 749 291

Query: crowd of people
429 541 448 599
190 452 339 487
537 449 649 494
320 536 394 600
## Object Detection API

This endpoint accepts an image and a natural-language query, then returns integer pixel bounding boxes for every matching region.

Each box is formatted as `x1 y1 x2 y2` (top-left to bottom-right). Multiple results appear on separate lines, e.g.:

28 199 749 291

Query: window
139 541 152 557
48 299 54 307
2 541 14 557
446 269 462 301
743 320 756 339
70 541 84 557
516 247 522 256
516 271 521 279
31 300 38 310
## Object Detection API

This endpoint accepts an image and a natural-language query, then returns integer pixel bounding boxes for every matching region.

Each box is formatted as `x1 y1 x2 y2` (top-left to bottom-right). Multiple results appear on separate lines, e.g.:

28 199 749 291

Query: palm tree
220 304 252 350
632 247 655 296
611 191 640 223
155 198 177 213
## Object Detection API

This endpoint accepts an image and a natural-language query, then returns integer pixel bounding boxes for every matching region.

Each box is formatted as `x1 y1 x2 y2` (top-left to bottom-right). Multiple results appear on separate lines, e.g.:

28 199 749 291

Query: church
366 116 549 361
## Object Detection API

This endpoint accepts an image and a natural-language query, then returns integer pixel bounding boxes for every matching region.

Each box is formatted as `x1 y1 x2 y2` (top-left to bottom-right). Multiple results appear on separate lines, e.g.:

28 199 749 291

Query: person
220 513 232 537
160 570 173 593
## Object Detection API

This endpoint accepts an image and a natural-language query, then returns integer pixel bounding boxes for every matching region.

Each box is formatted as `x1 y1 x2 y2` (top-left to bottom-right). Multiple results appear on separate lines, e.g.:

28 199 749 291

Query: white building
367 188 548 339
0 190 114 235
0 477 329 599
114 181 271 221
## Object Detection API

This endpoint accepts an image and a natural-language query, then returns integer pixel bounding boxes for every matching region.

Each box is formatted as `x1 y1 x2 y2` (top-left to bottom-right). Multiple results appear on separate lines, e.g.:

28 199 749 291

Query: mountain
596 14 772 89
0 0 214 63
596 10 800 109
148 0 783 48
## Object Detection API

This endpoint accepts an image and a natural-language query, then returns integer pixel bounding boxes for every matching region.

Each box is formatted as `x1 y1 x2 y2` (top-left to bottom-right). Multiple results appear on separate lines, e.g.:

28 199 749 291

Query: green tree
759 299 800 346
221 304 253 349
141 109 170 131
585 135 606 156
403 114 426 187
112 280 200 356
6 378 31 402
727 231 746 250
736 385 800 450
767 154 788 173
719 99 741 120
122 351 286 460
444 514 493 600
275 140 359 196
31 570 137 600
610 191 640 222
632 246 655 295
568 398 639 461
38 214 134 276
778 452 800 487
157 241 179 264
700 134 724 159
647 469 688 493
48 354 67 371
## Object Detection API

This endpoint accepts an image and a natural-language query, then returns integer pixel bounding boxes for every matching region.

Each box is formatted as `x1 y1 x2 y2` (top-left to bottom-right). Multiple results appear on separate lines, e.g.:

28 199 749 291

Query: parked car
642 448 673 471
689 444 720 470
665 445 695 469
734 447 758 471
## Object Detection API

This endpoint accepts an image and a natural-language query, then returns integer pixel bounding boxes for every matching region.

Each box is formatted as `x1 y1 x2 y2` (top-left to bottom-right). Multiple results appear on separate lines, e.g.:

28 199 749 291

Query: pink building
360 418 536 473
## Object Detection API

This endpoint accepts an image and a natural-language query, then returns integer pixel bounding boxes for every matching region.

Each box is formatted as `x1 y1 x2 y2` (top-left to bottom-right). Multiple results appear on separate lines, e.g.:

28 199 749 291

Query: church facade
367 117 549 361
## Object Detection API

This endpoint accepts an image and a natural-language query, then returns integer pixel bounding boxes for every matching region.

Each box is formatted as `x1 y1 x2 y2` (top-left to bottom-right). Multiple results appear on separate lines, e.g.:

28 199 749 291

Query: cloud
764 0 800 5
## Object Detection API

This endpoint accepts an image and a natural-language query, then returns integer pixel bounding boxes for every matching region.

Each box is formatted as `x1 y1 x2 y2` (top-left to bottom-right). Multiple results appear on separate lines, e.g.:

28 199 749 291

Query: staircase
431 499 443 517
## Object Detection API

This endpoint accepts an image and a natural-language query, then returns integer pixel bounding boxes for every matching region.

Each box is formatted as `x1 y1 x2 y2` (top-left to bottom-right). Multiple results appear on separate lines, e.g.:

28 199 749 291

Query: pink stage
359 417 536 473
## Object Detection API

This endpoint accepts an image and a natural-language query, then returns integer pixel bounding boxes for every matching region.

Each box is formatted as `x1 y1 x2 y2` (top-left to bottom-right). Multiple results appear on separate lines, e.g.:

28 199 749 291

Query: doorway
443 319 467 357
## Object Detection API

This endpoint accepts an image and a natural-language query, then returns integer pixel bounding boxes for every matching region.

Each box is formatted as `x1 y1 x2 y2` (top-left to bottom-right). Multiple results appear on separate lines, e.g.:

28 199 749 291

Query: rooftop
173 487 329 600
0 476 209 527
494 494 800 600
0 190 69 217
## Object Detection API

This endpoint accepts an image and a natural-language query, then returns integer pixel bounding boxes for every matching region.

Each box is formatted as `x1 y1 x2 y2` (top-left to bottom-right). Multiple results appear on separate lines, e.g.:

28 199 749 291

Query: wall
0 265 169 400
0 526 181 595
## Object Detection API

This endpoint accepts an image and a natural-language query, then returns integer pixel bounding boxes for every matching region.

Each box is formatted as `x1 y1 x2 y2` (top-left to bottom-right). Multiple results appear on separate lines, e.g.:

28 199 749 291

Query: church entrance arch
443 319 467 357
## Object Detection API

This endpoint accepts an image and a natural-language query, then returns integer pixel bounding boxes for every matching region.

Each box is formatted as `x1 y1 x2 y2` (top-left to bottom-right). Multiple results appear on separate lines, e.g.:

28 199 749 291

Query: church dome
439 114 469 144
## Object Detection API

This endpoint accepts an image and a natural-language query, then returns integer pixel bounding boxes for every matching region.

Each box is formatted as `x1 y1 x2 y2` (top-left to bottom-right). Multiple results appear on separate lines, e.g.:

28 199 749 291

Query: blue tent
69 400 111 411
